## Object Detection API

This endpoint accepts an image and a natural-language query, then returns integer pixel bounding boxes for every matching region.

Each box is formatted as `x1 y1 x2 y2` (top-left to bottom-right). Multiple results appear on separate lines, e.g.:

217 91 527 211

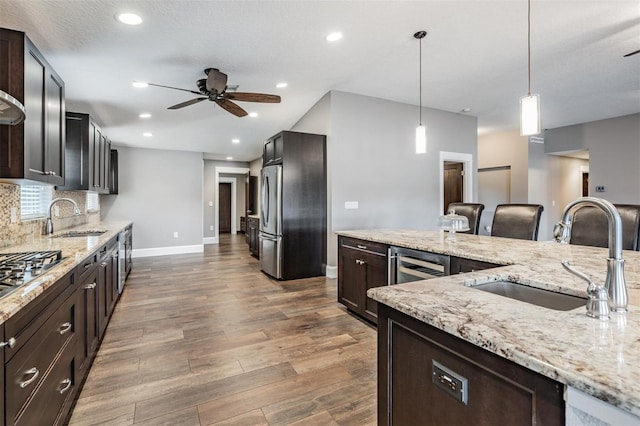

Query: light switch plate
345 201 358 210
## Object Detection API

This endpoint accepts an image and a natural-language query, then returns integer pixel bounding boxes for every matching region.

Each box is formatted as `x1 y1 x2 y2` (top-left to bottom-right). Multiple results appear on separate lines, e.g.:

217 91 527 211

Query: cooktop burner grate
0 250 63 298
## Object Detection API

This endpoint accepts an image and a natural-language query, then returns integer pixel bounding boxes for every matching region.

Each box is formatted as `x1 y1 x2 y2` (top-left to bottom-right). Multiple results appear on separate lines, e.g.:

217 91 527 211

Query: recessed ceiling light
139 113 152 118
232 139 240 144
226 156 233 160
276 82 288 89
116 12 142 25
143 132 152 137
249 112 258 118
132 81 148 88
326 32 343 42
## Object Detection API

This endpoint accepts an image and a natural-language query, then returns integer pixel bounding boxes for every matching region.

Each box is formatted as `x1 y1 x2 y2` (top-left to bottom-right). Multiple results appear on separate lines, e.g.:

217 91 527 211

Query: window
20 185 53 220
86 191 99 212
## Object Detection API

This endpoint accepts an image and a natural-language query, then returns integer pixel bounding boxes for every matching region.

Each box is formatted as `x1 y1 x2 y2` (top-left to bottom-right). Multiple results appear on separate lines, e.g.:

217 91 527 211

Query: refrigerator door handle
259 232 278 242
261 175 270 228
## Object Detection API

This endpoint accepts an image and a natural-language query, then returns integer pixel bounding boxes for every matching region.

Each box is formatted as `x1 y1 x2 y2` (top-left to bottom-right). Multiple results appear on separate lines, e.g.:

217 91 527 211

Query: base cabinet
450 256 501 274
377 304 564 425
248 217 259 258
338 237 389 324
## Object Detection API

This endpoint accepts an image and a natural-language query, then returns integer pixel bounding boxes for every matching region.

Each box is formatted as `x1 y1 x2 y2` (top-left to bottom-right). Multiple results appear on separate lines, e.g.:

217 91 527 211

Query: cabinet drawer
6 291 76 422
78 253 98 281
340 237 388 256
15 342 76 426
4 270 75 360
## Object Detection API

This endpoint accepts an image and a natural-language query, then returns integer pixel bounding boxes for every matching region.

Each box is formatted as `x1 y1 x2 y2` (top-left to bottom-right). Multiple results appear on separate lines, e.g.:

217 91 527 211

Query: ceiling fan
623 49 640 58
146 68 281 117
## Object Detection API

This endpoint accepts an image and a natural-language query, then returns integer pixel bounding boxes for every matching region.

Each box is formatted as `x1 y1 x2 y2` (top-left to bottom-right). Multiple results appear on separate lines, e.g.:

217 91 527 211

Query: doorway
582 172 589 197
443 162 464 213
439 151 474 215
219 182 232 234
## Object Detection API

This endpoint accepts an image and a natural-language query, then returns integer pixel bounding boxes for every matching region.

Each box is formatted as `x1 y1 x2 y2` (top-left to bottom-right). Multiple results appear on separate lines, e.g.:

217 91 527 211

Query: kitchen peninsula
337 229 640 425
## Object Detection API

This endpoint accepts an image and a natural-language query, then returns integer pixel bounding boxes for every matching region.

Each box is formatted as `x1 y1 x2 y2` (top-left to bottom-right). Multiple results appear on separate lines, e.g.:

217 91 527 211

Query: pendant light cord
527 0 531 96
419 36 423 125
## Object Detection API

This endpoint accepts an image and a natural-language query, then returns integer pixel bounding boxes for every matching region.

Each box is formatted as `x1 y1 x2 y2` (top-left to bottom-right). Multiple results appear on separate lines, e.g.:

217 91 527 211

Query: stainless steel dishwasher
390 246 450 284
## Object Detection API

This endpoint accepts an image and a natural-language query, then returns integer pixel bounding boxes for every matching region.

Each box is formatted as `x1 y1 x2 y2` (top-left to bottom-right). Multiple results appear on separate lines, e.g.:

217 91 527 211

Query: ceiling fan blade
623 49 640 57
215 99 248 117
225 92 281 103
147 82 201 95
206 69 228 93
168 98 207 110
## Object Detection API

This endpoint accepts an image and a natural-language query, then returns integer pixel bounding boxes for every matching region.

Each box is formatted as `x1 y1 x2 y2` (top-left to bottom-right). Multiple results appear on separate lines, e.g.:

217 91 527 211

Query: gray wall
220 172 246 230
293 91 478 267
101 146 203 250
478 130 529 203
545 113 640 203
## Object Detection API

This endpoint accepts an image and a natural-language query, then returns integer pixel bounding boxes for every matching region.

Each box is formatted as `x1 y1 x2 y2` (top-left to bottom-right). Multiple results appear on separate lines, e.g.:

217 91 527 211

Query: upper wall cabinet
0 28 65 186
57 112 111 193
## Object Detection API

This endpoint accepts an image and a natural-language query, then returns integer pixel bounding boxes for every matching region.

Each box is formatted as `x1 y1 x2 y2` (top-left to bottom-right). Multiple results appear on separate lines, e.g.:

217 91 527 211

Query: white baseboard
203 237 219 245
326 265 337 279
132 244 204 258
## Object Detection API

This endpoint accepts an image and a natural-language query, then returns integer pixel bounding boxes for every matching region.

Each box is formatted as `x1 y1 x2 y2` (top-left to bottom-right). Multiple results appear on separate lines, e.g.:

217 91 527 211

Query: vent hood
0 90 26 125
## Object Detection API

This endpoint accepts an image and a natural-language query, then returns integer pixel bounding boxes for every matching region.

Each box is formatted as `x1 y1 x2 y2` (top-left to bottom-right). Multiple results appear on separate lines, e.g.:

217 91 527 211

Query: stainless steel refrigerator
258 130 326 280
259 164 283 278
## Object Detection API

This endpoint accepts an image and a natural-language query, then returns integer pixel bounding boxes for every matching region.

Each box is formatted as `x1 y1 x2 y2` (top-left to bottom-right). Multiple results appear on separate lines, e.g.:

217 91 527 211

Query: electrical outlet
10 207 17 223
173 231 179 238
345 201 359 209
209 201 213 207
596 186 606 192
209 226 213 231
54 205 60 217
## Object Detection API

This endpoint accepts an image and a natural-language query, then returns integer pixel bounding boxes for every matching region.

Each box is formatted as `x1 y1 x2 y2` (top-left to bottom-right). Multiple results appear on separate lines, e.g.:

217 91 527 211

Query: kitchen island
337 229 640 424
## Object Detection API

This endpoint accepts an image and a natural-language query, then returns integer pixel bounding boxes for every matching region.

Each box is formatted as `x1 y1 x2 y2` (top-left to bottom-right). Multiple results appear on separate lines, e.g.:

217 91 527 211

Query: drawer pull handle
355 259 366 265
0 337 16 348
59 378 72 394
84 282 96 290
84 262 93 269
19 367 39 388
59 322 72 335
101 262 108 267
357 245 367 250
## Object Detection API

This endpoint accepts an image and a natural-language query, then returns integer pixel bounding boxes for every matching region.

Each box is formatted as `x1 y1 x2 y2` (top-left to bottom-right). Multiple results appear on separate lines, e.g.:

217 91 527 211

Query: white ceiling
1 1 638 162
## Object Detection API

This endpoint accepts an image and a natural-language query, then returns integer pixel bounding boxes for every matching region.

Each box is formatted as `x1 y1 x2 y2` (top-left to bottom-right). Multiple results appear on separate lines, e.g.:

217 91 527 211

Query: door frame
212 166 250 244
439 151 474 215
218 178 236 235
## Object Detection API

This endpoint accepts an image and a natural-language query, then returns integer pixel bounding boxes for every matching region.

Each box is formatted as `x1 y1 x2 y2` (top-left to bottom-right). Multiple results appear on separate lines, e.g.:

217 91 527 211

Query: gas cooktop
0 251 63 299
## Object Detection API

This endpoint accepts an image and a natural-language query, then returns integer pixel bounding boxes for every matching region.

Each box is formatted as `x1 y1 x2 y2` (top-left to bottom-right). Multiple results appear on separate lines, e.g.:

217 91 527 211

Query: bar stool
570 204 640 251
447 203 485 235
491 204 544 241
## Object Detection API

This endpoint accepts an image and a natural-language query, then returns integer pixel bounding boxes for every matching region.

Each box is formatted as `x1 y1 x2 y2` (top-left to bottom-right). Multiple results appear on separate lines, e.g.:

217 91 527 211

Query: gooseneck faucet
44 198 81 235
554 197 628 313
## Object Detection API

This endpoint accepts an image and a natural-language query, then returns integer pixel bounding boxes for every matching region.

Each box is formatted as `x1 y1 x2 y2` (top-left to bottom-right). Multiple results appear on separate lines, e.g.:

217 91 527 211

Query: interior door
219 182 232 234
443 162 464 214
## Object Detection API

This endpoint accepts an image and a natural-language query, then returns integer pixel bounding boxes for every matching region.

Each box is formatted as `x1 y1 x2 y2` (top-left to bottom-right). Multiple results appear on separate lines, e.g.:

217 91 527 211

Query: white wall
101 146 203 254
478 130 529 203
545 113 640 203
545 155 589 232
294 91 478 267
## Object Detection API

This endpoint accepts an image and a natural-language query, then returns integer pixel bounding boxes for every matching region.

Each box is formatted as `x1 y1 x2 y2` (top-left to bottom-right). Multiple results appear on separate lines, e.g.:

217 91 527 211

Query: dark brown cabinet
338 236 389 324
124 225 133 279
377 304 564 426
0 323 4 424
262 132 283 166
0 28 65 185
248 216 260 258
57 112 111 193
3 270 78 426
76 252 98 377
98 239 118 339
450 256 502 274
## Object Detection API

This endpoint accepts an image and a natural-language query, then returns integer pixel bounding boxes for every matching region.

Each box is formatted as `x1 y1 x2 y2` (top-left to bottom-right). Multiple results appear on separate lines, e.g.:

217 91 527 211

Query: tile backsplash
0 183 100 248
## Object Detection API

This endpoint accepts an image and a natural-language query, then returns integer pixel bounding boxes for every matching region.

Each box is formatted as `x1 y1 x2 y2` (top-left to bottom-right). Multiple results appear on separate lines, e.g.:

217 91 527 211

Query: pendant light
520 0 541 136
414 30 427 154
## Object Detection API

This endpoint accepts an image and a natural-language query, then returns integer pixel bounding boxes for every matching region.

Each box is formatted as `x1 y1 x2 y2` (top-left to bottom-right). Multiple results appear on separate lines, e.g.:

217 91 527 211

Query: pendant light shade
416 125 427 154
520 0 541 136
414 30 427 154
520 94 540 136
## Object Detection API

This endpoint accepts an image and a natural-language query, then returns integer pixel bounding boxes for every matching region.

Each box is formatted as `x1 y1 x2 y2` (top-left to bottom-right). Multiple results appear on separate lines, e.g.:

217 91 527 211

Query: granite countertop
338 229 640 418
0 221 132 325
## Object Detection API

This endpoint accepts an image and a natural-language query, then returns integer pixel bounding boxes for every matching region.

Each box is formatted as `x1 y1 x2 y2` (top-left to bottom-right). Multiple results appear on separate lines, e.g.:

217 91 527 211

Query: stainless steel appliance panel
260 165 282 236
391 247 450 284
259 232 282 279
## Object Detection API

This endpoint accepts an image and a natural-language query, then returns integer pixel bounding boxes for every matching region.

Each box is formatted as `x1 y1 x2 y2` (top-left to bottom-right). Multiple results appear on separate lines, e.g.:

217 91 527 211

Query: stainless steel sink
472 281 586 311
50 230 106 238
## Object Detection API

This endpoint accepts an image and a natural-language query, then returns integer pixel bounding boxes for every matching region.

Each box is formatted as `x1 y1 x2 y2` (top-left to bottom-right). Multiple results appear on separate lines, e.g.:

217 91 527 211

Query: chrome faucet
554 197 628 314
44 198 81 235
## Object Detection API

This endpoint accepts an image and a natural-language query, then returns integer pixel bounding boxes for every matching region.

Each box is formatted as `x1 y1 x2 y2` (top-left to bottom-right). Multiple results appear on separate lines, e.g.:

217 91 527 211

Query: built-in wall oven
390 246 450 284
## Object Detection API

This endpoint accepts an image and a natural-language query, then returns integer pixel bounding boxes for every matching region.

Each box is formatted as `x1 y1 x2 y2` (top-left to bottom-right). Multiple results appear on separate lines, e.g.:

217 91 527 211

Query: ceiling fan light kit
145 68 281 117
520 0 541 136
414 30 427 154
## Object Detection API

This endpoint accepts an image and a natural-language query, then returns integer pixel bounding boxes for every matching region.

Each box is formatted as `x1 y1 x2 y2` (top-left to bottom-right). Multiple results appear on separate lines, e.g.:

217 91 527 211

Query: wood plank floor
68 234 377 425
